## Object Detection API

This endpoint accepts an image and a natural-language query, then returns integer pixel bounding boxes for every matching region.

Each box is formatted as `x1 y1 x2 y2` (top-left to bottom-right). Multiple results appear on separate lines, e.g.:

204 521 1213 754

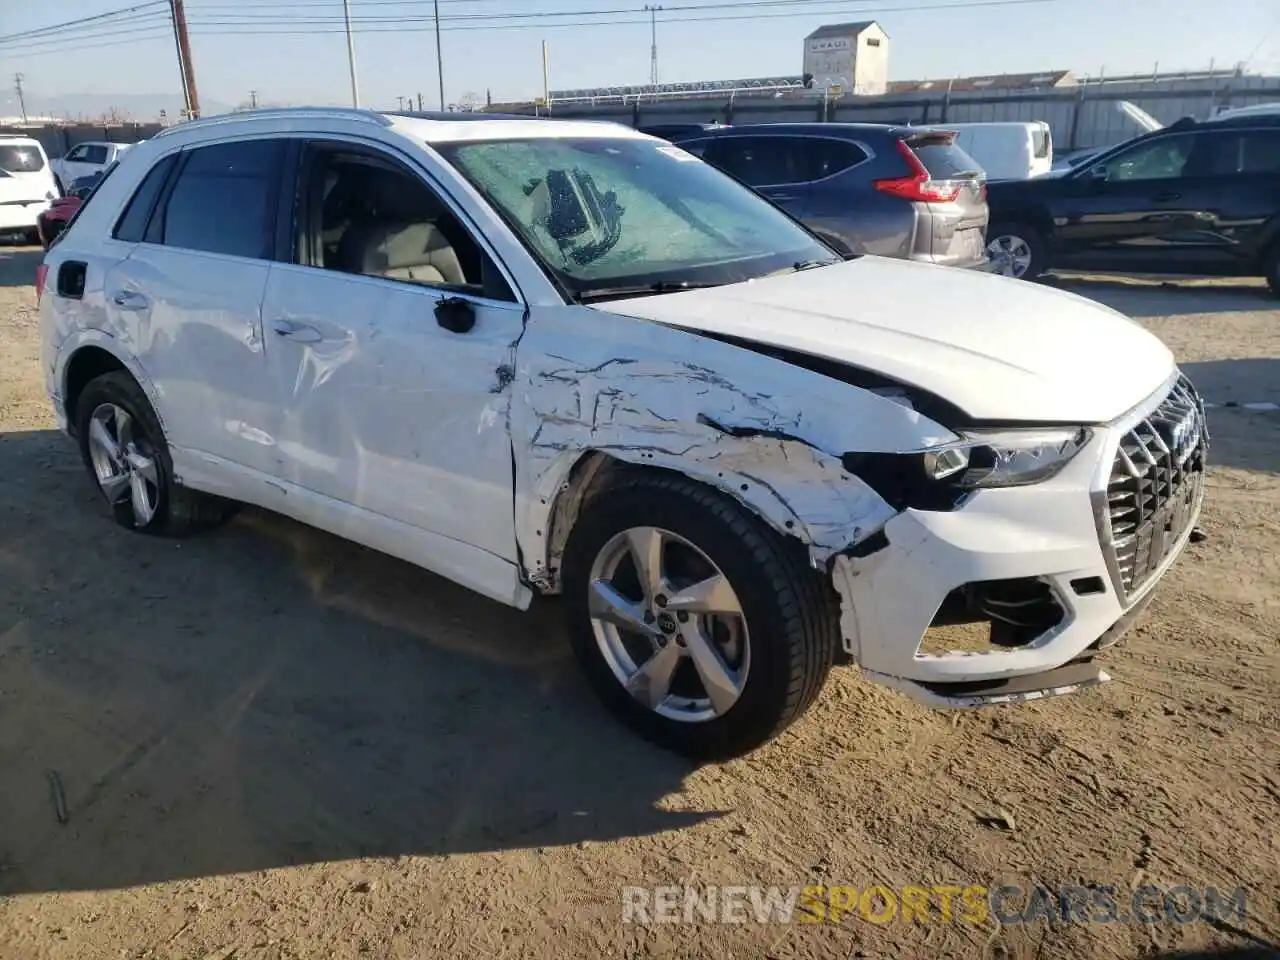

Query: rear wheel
75 371 236 536
987 223 1045 280
1263 243 1280 298
561 471 840 759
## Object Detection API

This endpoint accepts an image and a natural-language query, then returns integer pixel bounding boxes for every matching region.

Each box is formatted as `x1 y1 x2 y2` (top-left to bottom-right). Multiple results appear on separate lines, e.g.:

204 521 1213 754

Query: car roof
683 122 904 140
149 107 649 145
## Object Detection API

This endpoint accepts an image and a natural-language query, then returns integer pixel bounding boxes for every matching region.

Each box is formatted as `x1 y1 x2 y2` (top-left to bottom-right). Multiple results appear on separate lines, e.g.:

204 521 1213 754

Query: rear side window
0 142 46 172
1031 127 1051 159
114 154 178 242
83 144 110 165
159 140 283 259
1215 130 1280 175
906 135 983 178
798 139 869 180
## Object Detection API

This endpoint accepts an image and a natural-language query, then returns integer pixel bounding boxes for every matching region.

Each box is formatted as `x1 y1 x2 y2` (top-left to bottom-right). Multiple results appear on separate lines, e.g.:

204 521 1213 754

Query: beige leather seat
335 221 466 286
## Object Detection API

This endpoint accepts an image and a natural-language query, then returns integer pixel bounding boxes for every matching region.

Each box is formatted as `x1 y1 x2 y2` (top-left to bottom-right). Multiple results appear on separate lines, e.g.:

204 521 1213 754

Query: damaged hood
593 257 1175 424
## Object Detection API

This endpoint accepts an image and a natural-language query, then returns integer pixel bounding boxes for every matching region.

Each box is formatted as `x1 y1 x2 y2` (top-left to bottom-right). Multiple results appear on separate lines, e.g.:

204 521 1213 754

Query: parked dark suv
986 114 1280 294
674 123 989 268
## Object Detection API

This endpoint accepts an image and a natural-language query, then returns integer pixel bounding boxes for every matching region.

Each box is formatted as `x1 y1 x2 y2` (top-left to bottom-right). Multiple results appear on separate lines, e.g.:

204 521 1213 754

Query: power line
1 20 172 56
183 0 1064 35
0 1 166 44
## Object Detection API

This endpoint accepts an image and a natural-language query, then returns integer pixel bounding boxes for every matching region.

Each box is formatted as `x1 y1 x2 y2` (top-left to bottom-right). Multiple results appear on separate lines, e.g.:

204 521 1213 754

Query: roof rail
153 106 391 138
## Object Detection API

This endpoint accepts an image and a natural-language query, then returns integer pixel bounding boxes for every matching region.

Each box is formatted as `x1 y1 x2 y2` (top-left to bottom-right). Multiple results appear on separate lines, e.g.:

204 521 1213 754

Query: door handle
111 290 149 310
1152 191 1181 202
271 319 324 343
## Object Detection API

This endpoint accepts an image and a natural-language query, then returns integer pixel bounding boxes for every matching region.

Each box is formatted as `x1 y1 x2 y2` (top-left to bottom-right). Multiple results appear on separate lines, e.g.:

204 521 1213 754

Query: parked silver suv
676 123 990 267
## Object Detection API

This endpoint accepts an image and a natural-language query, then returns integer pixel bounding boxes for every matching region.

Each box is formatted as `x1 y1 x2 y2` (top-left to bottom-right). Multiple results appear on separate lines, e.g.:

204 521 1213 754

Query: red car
36 194 81 248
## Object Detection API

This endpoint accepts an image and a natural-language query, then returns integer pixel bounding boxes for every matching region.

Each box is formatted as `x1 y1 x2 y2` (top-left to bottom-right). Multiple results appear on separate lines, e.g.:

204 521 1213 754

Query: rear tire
561 470 840 760
1263 243 1280 298
75 371 237 536
987 222 1046 280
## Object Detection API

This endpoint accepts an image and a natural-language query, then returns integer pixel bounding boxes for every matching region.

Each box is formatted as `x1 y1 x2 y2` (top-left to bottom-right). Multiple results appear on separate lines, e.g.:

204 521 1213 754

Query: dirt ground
0 244 1277 960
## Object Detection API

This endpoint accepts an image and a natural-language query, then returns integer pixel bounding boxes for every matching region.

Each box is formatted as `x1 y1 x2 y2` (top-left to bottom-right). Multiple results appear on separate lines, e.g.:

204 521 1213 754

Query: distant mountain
22 92 237 122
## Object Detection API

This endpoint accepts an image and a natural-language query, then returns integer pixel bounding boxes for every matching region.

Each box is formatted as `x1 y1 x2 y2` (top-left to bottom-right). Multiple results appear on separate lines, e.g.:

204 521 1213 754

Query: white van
943 121 1053 180
0 135 58 241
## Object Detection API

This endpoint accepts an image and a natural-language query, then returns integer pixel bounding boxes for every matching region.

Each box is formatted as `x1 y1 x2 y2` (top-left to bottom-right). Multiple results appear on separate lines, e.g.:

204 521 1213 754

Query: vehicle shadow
0 428 717 896
1044 274 1274 318
1181 359 1280 476
0 244 43 288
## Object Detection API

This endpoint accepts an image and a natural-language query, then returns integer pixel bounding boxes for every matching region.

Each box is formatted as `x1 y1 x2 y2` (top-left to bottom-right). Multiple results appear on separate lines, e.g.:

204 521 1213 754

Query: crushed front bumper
833 373 1207 707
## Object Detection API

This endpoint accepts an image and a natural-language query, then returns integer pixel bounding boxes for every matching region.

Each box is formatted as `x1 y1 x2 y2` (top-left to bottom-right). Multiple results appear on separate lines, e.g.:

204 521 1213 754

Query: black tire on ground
988 222 1047 280
560 470 841 760
1263 243 1280 298
74 371 237 536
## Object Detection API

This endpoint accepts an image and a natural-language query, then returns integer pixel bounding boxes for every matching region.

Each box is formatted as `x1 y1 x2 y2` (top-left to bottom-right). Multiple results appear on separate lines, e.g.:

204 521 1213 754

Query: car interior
307 153 487 291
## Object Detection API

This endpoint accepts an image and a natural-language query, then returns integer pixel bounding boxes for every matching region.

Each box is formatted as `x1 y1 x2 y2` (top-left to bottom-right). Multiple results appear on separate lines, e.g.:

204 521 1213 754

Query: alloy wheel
86 402 160 526
587 525 750 723
987 234 1033 278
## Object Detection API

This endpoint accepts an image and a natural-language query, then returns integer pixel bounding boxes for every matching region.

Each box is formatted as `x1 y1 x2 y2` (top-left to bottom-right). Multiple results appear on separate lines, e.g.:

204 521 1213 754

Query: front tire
987 222 1046 280
561 471 840 759
75 371 235 536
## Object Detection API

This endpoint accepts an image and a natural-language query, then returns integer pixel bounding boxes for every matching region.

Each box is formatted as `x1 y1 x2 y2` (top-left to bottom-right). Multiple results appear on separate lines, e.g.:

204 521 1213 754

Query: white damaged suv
39 109 1207 758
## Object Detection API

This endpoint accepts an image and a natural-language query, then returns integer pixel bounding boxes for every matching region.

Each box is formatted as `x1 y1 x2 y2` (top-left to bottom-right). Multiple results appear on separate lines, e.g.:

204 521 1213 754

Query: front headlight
841 427 1092 513
930 428 1093 489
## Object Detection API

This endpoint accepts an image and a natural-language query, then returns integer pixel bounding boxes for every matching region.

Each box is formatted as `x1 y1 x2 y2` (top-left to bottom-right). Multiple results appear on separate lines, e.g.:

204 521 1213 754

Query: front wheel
561 471 840 759
987 223 1045 280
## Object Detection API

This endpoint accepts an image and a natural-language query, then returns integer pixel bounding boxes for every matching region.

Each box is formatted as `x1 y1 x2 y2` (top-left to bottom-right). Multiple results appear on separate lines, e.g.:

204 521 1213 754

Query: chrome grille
1102 376 1208 599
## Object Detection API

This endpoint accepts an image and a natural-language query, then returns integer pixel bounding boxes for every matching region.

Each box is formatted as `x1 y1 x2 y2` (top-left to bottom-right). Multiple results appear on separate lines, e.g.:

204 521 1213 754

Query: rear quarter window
114 154 179 242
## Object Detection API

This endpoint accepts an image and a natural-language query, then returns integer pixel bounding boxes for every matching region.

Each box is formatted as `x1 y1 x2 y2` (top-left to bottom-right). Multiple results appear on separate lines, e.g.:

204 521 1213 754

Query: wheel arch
59 335 162 437
520 441 896 595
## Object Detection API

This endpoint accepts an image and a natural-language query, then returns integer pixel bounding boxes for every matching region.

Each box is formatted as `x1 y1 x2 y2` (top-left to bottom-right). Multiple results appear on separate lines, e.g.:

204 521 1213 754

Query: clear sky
2 0 1278 112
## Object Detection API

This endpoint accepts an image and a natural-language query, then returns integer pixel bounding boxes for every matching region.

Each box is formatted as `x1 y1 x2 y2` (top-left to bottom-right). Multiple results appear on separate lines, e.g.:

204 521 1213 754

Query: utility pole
169 0 200 118
249 89 259 108
542 40 551 115
342 0 360 107
433 0 446 110
417 92 424 111
644 4 662 86
13 74 27 123
396 96 405 111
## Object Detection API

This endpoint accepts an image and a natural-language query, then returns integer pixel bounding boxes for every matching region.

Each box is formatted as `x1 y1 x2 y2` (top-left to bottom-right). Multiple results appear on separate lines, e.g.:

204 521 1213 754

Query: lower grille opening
919 578 1065 656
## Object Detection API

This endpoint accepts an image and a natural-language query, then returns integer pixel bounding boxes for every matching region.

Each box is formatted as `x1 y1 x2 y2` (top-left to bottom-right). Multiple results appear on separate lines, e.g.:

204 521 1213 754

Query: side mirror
435 296 475 334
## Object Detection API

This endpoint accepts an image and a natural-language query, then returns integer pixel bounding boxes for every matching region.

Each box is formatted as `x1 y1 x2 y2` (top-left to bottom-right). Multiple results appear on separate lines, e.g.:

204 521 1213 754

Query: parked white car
38 109 1207 757
0 134 58 241
49 140 133 193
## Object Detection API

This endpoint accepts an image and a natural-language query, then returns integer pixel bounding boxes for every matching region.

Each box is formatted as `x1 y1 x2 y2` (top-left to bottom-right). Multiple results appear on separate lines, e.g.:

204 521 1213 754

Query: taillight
874 140 962 203
35 263 48 304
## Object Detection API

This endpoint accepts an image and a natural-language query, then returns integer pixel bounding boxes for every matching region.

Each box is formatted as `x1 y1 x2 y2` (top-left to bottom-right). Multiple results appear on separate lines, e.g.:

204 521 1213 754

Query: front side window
435 136 837 300
704 136 801 186
298 145 510 299
1095 135 1197 182
160 140 282 258
65 145 89 162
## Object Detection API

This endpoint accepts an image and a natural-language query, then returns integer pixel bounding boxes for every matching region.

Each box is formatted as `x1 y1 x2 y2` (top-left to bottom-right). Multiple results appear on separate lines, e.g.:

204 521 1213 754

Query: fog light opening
918 578 1065 656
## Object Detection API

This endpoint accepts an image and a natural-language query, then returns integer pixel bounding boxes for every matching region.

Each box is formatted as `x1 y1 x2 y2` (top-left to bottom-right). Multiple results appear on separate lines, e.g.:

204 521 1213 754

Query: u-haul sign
807 37 851 53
